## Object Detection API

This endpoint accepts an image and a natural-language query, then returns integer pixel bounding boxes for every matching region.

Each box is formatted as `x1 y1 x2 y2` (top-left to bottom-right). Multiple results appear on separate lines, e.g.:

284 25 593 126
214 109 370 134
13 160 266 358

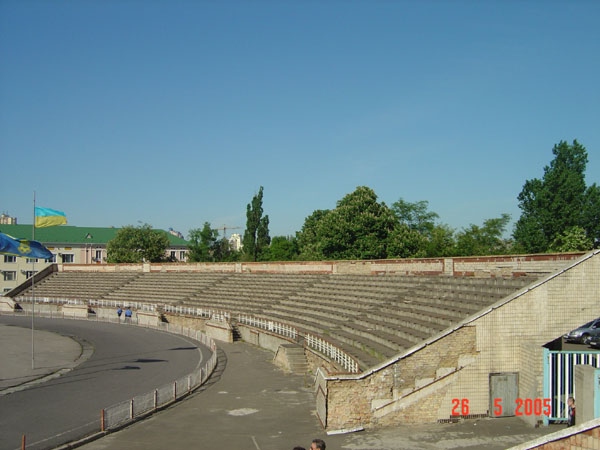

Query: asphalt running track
0 316 210 450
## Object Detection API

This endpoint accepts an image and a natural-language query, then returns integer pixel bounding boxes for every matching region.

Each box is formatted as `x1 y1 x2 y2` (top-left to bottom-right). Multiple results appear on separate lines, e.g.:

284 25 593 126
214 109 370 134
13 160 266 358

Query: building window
3 255 16 263
170 251 176 260
95 250 102 262
179 251 186 261
61 254 74 263
48 254 56 263
3 271 16 281
26 258 39 263
25 271 35 278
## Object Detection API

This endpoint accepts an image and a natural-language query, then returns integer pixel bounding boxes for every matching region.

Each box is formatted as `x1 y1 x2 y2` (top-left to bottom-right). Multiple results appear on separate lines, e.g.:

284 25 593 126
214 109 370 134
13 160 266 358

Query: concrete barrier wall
237 324 295 352
54 253 585 277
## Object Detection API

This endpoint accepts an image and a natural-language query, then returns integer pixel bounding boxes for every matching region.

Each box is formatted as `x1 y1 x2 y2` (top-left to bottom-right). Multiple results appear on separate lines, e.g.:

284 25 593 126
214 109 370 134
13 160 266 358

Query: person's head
568 396 575 406
293 447 306 450
310 439 326 450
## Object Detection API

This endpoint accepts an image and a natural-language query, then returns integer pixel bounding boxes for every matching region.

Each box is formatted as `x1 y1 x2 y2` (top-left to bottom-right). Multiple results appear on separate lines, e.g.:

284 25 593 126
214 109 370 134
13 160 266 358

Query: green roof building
0 224 189 294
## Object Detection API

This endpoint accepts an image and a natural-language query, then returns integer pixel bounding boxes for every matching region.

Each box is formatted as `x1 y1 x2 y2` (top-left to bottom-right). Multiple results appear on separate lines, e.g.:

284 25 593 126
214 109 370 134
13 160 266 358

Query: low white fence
162 304 231 322
238 314 298 340
17 296 158 312
306 333 360 374
236 314 359 374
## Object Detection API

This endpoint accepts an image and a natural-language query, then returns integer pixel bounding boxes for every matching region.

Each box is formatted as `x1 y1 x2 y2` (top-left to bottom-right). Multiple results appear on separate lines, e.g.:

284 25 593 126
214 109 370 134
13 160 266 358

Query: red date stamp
452 398 552 417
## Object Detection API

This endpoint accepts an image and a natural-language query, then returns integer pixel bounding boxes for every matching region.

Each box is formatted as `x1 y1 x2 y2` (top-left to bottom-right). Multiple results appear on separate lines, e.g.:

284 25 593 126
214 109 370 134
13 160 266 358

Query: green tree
242 186 271 261
296 209 330 260
106 223 170 263
316 186 396 260
425 224 456 257
264 236 299 261
391 198 439 236
386 223 427 258
582 184 600 247
212 238 241 262
549 226 593 252
187 222 219 262
455 214 511 256
514 140 597 252
390 198 457 257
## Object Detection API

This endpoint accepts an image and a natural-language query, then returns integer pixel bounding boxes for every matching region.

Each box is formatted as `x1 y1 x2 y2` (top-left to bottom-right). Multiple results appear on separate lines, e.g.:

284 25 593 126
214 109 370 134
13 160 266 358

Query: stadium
2 249 599 448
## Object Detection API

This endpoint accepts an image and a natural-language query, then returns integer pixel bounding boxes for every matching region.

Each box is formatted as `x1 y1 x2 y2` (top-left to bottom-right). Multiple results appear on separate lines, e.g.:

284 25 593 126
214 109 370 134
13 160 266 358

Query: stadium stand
13 270 538 370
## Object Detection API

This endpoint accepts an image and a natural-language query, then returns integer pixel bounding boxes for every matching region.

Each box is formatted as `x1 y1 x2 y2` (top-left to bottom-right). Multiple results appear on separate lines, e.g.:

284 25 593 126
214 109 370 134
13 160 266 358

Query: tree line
106 140 599 263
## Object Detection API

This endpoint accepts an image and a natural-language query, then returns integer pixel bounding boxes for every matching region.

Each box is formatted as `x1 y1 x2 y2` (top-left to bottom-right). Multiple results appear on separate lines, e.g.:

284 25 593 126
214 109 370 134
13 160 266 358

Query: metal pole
31 191 36 370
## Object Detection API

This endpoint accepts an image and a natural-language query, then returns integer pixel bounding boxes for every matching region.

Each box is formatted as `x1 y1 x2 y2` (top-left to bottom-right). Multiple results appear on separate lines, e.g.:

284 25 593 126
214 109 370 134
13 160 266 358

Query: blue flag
0 232 53 260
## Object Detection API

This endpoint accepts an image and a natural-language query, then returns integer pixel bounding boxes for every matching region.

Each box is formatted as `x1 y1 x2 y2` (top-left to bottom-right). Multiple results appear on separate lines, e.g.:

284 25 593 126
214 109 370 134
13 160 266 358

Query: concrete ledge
0 298 16 312
137 310 161 327
62 303 89 318
206 320 233 343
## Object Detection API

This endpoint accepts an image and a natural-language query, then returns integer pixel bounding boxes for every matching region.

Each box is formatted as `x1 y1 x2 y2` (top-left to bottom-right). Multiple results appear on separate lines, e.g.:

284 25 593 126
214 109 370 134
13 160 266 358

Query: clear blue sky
1 0 598 239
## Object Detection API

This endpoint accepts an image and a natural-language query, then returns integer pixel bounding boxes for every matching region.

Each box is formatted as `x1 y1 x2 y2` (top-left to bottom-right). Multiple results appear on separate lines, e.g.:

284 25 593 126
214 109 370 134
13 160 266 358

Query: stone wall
320 326 478 429
320 250 600 430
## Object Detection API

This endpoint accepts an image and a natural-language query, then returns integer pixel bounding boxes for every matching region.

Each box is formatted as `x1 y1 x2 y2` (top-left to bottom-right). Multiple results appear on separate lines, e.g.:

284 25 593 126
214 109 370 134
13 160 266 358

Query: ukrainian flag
35 207 67 228
0 233 53 260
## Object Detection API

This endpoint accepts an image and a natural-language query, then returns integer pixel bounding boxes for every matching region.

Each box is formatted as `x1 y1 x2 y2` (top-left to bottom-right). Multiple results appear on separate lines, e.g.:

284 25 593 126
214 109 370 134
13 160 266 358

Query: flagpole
31 191 36 370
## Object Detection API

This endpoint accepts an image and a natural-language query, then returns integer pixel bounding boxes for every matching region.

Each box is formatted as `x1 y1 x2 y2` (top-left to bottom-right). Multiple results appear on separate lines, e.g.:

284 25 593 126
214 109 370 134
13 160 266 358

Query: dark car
563 318 600 344
588 334 600 349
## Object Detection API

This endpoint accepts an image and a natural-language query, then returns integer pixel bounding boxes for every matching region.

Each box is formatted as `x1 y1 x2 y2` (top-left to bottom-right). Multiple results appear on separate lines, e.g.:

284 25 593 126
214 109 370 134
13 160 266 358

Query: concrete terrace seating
16 272 140 301
102 272 230 305
14 271 541 371
186 273 323 314
261 275 539 369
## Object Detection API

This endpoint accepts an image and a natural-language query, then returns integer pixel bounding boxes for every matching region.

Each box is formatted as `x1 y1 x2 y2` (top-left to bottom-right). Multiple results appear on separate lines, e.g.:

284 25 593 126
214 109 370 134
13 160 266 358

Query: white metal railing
236 315 358 373
306 333 359 373
18 296 158 312
161 304 230 322
18 296 87 305
238 314 298 340
89 299 157 312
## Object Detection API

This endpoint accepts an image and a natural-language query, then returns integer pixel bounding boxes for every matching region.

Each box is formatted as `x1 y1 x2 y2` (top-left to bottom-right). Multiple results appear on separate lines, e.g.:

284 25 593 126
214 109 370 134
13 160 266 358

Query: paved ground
0 320 564 450
0 322 87 393
75 342 559 450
